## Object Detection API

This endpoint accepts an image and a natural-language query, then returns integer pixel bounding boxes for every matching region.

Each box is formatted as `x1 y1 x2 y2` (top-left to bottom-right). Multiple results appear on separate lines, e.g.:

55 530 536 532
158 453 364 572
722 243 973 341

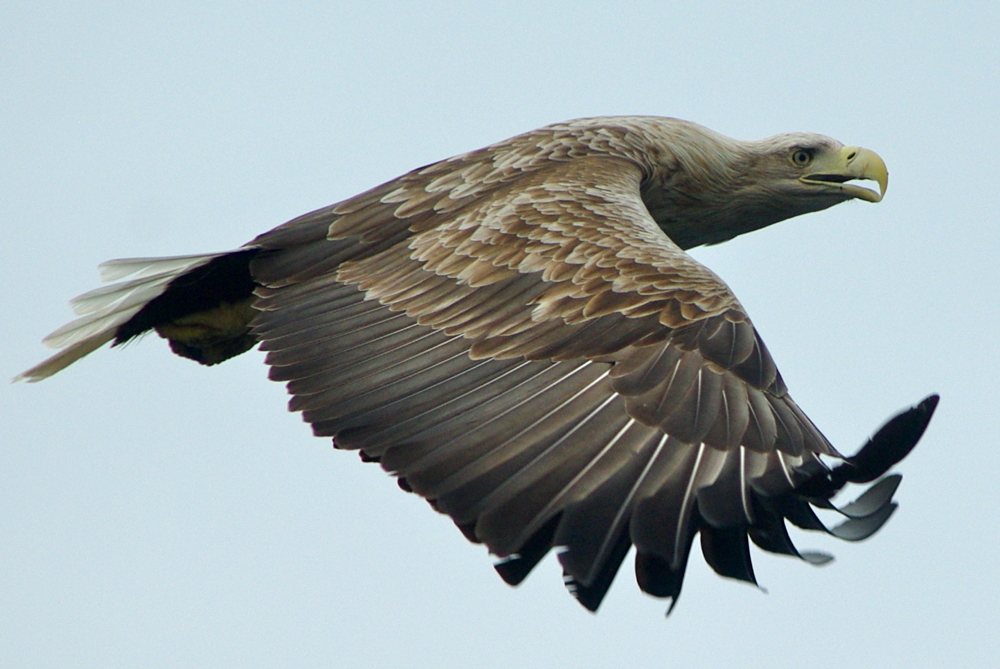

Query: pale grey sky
4 2 998 668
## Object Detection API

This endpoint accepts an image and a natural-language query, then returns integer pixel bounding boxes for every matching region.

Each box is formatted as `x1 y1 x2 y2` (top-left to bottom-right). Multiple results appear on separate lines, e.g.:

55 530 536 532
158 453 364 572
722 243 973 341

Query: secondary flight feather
19 116 937 613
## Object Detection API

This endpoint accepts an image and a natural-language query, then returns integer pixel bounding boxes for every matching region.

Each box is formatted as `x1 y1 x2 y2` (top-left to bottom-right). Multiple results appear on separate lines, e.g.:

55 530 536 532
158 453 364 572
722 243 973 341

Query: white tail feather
14 331 119 383
70 269 197 314
16 252 226 382
98 253 225 282
42 304 147 350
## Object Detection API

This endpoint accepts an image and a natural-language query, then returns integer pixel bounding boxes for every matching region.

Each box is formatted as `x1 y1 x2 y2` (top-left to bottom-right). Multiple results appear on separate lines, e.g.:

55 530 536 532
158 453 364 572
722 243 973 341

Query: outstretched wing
248 154 847 610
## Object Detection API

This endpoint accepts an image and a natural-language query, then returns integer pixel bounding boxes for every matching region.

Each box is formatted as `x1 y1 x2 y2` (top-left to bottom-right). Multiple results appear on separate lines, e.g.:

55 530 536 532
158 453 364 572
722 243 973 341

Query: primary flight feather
20 116 936 612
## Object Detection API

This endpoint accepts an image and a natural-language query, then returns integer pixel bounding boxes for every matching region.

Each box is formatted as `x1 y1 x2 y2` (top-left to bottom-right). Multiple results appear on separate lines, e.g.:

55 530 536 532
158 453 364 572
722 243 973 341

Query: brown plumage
19 116 936 613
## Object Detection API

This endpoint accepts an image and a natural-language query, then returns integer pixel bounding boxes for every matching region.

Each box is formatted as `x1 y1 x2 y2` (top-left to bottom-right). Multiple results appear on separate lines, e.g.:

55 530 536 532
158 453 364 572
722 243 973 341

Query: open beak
800 146 888 203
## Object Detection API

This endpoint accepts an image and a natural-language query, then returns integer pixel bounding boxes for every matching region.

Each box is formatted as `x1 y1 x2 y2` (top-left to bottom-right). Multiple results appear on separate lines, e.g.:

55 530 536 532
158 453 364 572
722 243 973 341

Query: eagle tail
15 252 228 382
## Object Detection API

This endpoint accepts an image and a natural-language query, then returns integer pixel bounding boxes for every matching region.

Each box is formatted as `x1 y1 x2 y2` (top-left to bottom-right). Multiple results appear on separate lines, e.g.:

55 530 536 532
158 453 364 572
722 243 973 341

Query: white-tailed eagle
19 116 937 613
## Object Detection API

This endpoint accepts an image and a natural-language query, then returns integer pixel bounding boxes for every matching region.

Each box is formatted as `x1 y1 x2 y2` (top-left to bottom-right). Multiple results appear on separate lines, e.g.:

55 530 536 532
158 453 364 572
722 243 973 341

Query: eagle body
21 116 935 613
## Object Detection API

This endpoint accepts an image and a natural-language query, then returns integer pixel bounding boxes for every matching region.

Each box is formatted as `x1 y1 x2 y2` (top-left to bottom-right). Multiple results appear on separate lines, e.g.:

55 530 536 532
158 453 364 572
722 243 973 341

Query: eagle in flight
20 116 937 613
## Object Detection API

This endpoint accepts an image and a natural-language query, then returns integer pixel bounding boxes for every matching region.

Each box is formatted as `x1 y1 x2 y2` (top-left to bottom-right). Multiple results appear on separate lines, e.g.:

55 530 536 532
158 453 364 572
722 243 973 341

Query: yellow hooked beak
800 146 888 203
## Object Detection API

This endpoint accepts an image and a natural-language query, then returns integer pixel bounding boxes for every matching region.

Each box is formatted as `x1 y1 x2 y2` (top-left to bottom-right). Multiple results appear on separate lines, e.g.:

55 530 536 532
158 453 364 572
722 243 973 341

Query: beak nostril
847 151 857 161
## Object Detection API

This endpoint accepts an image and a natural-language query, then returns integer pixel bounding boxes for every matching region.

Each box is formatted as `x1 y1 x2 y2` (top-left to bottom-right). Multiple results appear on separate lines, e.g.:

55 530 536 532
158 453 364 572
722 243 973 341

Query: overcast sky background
3 2 998 668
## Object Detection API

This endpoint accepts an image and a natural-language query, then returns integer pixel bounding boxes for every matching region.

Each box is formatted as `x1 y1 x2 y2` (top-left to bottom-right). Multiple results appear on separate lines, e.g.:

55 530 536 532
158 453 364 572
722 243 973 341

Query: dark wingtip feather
828 502 897 541
456 520 481 545
799 551 834 565
635 552 682 599
747 495 803 558
840 394 939 484
700 526 757 585
493 514 560 586
561 529 632 612
831 474 901 517
794 394 938 501
635 528 696 616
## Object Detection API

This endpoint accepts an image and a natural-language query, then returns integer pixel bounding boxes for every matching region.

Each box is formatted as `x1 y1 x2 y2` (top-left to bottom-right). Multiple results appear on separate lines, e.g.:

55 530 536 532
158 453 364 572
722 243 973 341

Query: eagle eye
791 148 814 167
